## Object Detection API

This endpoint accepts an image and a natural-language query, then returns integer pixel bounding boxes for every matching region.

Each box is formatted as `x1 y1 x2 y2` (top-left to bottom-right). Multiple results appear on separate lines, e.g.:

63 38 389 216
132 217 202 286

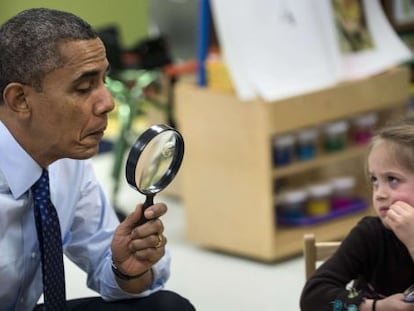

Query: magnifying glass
125 124 184 225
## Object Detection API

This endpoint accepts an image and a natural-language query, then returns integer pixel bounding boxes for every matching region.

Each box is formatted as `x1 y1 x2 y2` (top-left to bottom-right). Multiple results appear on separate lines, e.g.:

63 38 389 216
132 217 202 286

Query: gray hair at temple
0 8 98 98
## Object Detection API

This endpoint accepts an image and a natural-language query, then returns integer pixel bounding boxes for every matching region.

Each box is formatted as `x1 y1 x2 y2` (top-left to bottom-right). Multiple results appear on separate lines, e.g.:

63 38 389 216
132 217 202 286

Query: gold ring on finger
155 234 163 248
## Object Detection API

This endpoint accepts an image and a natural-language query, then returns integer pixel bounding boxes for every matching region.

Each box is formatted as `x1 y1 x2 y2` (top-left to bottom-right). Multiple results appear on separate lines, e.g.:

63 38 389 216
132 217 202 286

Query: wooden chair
303 233 341 280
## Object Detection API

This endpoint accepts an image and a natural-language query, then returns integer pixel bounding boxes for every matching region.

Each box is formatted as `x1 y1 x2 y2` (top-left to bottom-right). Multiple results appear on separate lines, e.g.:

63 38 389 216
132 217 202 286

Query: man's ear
3 82 30 113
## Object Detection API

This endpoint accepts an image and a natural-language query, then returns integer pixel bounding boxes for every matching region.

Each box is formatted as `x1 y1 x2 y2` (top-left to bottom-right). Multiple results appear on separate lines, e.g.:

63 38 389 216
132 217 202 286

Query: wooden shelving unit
174 67 411 262
273 144 367 178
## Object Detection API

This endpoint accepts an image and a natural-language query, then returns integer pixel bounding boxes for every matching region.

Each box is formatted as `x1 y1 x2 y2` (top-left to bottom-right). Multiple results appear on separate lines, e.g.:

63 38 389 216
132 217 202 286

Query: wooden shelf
175 67 411 262
273 144 368 178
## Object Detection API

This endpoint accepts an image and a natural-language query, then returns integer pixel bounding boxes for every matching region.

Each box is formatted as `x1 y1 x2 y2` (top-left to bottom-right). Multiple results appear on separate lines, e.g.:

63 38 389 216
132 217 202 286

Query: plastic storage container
351 113 378 144
273 134 295 166
277 189 308 220
296 128 319 161
330 176 356 210
323 121 349 152
307 183 332 216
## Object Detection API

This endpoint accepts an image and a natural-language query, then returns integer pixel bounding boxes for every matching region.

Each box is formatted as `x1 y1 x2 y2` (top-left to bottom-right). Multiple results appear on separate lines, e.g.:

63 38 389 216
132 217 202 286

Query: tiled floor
64 153 305 310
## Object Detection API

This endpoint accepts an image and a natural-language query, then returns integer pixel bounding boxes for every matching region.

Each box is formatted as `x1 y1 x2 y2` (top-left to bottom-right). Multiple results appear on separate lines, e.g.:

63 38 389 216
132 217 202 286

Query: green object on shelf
324 138 346 152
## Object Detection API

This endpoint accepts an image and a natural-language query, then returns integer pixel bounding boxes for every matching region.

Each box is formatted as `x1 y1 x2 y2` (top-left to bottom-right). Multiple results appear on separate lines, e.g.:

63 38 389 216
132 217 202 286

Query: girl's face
368 139 414 227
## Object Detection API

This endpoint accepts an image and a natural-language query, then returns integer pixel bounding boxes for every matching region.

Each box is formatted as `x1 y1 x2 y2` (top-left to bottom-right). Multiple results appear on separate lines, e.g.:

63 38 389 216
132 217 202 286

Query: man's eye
76 82 93 93
77 87 91 93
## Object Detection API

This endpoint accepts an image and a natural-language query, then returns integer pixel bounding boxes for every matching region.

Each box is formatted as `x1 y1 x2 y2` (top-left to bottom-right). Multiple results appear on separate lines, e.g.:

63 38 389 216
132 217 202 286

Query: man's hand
110 202 167 292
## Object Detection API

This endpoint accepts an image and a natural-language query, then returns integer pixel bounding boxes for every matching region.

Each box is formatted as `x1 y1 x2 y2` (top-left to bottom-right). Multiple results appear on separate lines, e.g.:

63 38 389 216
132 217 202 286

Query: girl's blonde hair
368 118 414 173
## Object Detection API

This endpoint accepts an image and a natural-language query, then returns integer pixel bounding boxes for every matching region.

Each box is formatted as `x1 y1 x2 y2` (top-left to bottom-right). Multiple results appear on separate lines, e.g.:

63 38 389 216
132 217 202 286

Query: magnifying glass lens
125 124 184 225
135 132 177 194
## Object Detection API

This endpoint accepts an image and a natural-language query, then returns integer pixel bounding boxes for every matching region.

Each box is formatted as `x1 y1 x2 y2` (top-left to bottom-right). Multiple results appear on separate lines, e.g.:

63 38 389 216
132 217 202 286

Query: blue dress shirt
0 121 170 311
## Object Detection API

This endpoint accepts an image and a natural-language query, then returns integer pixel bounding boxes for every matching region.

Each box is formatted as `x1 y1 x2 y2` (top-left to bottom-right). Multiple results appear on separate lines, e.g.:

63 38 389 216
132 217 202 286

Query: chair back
303 233 341 280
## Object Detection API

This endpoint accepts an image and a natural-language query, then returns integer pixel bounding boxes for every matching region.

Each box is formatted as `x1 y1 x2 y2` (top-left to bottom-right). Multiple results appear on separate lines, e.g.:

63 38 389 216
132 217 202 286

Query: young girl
300 119 414 311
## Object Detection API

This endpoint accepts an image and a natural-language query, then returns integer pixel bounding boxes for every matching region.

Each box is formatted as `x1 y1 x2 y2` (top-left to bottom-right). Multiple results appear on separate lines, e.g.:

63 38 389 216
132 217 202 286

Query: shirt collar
0 121 42 199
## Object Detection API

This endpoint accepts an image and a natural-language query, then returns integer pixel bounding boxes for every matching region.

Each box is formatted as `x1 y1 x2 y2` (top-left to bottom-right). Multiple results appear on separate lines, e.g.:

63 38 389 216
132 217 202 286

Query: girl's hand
385 201 414 256
369 294 414 311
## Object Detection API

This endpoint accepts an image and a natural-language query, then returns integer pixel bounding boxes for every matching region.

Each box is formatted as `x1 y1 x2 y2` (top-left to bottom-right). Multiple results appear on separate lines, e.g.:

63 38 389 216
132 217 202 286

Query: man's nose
96 86 115 114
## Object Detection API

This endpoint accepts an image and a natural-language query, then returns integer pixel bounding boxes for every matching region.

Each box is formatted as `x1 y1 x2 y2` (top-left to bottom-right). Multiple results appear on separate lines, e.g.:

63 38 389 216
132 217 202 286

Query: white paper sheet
239 0 342 101
209 0 412 102
211 0 341 102
209 0 257 101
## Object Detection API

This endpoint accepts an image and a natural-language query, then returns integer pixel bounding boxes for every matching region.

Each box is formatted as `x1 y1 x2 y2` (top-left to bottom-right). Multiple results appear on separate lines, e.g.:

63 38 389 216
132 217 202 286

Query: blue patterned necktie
32 169 67 310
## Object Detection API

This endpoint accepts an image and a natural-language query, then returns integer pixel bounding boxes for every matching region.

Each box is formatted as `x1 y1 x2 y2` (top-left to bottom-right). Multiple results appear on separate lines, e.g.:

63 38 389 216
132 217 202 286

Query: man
0 8 195 311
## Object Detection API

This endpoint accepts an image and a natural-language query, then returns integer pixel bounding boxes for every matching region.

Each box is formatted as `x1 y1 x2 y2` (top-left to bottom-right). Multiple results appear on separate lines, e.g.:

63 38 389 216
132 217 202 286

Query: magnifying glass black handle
137 194 155 226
